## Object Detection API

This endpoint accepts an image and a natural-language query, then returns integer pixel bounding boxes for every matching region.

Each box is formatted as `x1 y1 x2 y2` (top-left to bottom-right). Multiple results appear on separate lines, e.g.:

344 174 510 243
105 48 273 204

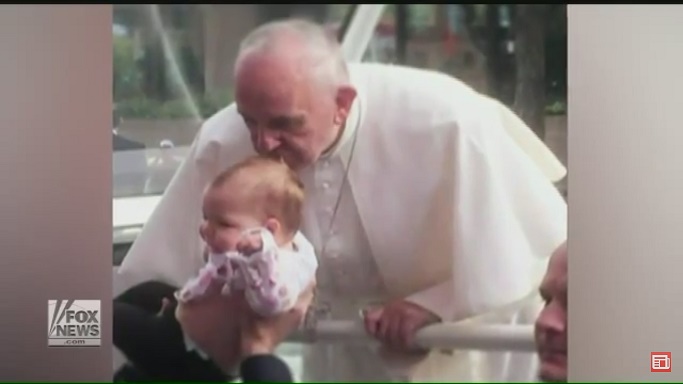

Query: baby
178 155 318 316
174 155 318 362
113 156 317 381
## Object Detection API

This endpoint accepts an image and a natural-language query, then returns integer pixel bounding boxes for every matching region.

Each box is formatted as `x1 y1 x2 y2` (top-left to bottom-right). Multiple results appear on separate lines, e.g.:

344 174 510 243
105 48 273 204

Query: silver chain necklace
303 110 362 337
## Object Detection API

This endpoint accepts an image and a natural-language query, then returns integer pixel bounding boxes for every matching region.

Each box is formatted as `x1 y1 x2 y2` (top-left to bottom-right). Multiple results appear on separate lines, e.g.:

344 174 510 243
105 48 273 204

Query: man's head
199 155 305 253
233 19 357 170
535 242 568 382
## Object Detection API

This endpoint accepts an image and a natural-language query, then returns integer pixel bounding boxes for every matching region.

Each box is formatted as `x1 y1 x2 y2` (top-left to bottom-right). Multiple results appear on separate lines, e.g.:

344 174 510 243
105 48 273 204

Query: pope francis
117 19 567 382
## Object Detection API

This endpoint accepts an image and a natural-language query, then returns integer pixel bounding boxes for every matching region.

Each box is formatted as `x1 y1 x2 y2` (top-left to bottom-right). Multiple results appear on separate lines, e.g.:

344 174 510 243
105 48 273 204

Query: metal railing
290 320 535 353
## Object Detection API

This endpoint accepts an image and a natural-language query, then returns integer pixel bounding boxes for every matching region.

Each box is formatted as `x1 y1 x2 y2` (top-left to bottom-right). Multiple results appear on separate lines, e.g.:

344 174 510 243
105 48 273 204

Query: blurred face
535 242 568 382
199 185 263 254
234 51 355 170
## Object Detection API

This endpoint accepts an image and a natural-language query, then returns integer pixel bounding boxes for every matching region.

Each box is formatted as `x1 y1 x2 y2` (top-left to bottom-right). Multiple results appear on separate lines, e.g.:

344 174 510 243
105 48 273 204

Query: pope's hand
363 300 440 352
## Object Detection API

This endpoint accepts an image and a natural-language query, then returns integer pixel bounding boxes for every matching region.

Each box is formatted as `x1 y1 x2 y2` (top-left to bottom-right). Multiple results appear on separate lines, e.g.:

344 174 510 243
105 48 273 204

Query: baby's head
199 155 304 254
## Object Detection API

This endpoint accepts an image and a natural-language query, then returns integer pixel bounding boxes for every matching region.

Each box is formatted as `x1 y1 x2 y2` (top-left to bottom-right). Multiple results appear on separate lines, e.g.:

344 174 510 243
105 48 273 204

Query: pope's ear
335 85 357 121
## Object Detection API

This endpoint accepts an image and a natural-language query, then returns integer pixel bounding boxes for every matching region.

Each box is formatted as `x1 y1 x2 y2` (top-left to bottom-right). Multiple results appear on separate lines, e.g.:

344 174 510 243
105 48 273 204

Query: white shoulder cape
118 62 567 322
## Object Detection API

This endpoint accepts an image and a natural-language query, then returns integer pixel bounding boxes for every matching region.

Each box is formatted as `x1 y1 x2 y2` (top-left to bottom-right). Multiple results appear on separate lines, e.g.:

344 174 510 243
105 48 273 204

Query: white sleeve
407 98 567 322
446 99 567 320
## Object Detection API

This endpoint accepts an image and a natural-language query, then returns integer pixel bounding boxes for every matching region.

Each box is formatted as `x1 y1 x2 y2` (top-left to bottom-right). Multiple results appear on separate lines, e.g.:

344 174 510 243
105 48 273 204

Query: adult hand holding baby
175 279 244 372
237 280 315 357
232 232 317 355
176 277 315 374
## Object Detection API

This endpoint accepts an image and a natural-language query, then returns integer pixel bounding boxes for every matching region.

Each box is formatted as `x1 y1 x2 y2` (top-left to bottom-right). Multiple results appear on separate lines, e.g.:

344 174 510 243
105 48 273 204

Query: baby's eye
216 221 236 229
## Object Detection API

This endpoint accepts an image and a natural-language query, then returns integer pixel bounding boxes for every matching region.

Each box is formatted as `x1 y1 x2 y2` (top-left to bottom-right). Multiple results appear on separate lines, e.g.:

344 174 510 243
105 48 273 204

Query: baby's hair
210 155 305 235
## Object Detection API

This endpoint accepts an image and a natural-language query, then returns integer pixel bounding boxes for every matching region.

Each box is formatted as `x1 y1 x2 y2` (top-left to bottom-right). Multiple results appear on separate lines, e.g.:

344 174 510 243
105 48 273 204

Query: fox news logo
47 300 100 347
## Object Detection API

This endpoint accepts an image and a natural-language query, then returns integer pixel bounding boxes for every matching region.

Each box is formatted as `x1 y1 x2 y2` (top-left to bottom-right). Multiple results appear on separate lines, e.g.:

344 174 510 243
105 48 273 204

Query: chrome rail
291 320 536 352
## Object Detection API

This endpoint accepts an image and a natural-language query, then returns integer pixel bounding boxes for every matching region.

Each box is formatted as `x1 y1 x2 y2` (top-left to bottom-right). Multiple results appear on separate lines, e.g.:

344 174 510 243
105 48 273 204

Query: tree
113 35 143 101
512 4 550 139
546 4 567 104
459 4 567 129
460 5 515 105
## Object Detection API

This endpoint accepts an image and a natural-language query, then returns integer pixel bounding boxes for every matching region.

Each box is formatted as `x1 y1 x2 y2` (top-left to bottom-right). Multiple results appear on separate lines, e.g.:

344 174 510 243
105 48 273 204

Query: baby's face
199 185 263 254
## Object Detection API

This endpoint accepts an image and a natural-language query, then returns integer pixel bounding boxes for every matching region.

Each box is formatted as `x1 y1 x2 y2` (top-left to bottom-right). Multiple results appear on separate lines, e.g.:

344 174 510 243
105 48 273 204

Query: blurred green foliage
113 35 144 101
113 31 232 119
112 5 565 120
545 100 567 116
115 90 233 120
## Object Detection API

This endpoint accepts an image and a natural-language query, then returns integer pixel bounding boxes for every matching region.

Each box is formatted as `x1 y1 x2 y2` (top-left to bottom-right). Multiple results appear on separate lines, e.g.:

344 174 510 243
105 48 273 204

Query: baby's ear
264 217 281 235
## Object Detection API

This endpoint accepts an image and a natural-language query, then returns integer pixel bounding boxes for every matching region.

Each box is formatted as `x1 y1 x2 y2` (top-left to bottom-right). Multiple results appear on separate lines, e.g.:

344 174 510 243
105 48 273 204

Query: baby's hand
237 232 263 256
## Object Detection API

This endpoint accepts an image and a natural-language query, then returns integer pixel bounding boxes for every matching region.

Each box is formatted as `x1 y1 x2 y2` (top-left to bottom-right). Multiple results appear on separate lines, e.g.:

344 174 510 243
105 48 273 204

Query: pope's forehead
236 45 306 79
236 55 302 95
236 66 317 117
237 42 318 88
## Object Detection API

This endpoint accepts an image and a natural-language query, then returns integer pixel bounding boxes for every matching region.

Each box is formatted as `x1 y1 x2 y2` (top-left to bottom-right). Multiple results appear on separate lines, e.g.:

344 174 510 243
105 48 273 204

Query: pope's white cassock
117 62 567 382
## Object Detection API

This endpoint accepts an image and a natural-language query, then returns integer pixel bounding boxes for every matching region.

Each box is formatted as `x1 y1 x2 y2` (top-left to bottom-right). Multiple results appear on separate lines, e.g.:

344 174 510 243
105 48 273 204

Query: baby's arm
245 274 292 317
238 230 318 317
177 252 233 303
245 248 316 317
176 263 216 302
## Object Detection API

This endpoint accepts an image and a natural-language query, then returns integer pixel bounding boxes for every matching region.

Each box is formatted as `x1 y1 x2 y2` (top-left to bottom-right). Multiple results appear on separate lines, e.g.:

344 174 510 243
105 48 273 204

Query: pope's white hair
235 19 349 89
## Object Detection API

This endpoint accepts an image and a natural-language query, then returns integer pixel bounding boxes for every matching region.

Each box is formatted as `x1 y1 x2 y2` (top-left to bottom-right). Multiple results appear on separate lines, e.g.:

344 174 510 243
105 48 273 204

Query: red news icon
651 352 671 373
